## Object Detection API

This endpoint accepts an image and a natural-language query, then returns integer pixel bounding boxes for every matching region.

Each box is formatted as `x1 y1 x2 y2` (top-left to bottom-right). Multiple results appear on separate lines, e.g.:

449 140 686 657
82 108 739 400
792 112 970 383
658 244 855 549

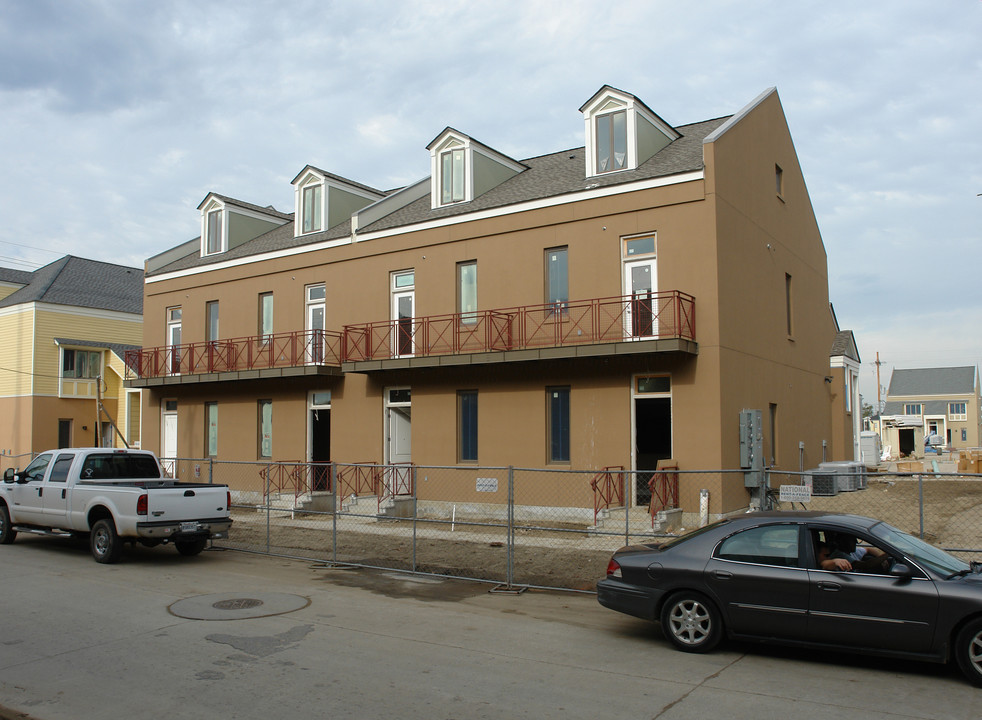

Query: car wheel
660 592 722 653
175 539 207 556
0 504 16 544
90 518 122 564
955 618 982 687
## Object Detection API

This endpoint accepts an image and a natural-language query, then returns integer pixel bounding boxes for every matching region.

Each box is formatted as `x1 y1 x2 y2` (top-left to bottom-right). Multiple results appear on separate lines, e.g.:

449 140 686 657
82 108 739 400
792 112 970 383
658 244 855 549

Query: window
21 453 52 482
306 284 326 363
458 390 478 463
206 301 219 343
392 271 415 357
441 148 465 204
302 183 322 233
258 400 272 459
963 429 968 442
58 419 72 448
547 386 570 463
458 261 477 324
785 273 793 337
259 292 274 341
775 164 784 197
62 349 101 379
949 402 967 421
545 247 568 309
717 525 799 567
904 404 922 415
596 110 627 173
636 375 670 394
205 402 218 457
49 454 75 483
206 208 223 254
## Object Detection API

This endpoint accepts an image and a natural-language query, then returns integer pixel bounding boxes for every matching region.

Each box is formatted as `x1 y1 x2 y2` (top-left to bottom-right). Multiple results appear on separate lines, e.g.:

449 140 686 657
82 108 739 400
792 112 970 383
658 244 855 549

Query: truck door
41 453 75 523
8 452 53 525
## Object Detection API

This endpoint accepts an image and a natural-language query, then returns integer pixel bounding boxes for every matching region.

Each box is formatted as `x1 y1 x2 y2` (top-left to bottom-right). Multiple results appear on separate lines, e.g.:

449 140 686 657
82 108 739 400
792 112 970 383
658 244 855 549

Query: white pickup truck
0 448 232 563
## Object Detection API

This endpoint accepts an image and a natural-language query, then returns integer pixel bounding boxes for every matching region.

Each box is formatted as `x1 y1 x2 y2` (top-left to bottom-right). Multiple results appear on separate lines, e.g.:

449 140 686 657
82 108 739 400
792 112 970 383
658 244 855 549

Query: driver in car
820 533 891 572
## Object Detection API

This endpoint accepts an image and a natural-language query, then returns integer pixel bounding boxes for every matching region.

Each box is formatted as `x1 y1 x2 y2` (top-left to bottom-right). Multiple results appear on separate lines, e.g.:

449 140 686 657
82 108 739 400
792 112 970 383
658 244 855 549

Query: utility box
740 409 764 488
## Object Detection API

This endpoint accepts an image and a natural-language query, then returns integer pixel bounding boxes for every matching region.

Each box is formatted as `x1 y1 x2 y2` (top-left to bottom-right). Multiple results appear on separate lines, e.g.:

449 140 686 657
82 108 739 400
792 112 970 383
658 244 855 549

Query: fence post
918 474 925 538
266 461 271 554
331 462 338 564
507 466 515 588
412 465 418 573
208 458 213 485
624 470 630 546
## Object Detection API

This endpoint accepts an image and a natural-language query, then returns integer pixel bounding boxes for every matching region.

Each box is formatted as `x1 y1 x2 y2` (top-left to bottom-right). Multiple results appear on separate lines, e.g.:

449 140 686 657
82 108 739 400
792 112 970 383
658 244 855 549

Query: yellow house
0 257 144 463
127 86 857 516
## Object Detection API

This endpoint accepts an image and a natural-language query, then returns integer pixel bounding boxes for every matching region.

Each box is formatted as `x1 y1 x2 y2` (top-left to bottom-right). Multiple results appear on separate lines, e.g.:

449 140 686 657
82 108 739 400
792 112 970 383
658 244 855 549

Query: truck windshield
80 454 162 480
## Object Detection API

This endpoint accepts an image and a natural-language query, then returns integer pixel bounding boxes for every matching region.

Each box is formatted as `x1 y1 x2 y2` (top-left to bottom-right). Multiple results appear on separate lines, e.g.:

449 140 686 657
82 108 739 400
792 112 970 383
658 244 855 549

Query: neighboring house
0 256 144 459
128 86 853 516
829 330 862 463
880 366 981 458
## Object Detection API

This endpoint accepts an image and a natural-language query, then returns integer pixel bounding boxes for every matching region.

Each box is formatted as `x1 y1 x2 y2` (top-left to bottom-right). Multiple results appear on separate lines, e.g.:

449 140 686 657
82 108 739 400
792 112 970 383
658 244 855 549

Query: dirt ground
219 474 982 591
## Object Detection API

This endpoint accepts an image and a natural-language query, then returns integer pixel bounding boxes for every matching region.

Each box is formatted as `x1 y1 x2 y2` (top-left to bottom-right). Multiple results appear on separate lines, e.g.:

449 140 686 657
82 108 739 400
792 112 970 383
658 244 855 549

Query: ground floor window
547 386 570 463
258 400 272 459
205 402 218 457
458 390 478 462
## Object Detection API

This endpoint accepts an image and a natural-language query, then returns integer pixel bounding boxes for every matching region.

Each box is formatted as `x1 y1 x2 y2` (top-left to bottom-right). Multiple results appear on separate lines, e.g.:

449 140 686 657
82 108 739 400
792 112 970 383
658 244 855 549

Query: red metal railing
649 464 679 525
590 465 625 524
260 461 331 505
342 291 695 362
125 329 343 379
336 463 382 501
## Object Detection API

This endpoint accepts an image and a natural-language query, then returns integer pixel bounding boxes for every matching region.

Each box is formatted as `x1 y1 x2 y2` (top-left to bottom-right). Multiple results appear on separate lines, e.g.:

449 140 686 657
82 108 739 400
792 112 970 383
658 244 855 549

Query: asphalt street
0 533 979 720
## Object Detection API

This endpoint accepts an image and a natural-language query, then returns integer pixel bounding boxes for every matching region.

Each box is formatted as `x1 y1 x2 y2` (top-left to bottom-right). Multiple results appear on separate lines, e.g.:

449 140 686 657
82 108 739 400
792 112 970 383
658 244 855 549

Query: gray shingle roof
0 267 34 285
830 330 859 361
887 366 978 397
147 115 729 278
0 256 144 314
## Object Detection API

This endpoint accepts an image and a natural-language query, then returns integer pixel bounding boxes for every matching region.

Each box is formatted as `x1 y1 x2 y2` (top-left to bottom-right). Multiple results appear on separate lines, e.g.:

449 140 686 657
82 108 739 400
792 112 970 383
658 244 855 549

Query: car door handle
817 581 841 591
37 488 43 497
713 570 733 580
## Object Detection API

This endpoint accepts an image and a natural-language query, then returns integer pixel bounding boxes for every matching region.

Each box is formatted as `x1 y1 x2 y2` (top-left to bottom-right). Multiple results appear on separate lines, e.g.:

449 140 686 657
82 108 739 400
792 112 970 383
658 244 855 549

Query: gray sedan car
597 511 982 686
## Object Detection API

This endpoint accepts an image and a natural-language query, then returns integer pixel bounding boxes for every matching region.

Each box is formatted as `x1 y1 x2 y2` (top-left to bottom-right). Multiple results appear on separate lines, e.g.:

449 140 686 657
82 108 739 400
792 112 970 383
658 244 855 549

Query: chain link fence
153 457 980 591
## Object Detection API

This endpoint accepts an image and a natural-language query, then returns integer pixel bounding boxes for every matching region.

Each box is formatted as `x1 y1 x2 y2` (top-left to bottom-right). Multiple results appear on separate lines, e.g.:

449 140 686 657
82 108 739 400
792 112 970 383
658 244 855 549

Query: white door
161 405 178 477
385 388 412 496
391 271 415 358
623 259 657 339
166 308 182 374
306 284 326 364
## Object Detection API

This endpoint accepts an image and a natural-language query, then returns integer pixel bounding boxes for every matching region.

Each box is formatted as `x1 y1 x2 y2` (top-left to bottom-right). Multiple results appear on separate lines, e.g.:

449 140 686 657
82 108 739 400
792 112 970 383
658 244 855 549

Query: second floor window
62 349 101 379
259 293 274 340
904 404 922 415
206 301 219 343
458 261 477 324
545 247 568 309
950 402 967 421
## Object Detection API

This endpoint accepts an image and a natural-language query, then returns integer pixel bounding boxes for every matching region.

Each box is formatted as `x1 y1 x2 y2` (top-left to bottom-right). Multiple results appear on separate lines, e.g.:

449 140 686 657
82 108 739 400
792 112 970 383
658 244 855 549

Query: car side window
48 454 75 483
22 453 52 482
717 525 800 567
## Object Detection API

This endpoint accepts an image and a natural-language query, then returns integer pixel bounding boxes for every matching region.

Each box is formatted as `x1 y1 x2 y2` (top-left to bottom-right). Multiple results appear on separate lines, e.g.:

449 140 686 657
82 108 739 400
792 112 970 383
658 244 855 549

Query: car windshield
870 521 969 577
658 519 730 550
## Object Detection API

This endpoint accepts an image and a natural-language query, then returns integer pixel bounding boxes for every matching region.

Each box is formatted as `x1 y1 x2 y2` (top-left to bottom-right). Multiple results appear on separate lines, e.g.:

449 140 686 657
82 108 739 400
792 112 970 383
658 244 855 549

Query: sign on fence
779 484 812 503
476 477 498 493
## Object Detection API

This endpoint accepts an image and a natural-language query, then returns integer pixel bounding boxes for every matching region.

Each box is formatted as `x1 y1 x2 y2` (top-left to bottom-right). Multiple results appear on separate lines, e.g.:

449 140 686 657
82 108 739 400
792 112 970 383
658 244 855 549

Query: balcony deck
124 291 695 385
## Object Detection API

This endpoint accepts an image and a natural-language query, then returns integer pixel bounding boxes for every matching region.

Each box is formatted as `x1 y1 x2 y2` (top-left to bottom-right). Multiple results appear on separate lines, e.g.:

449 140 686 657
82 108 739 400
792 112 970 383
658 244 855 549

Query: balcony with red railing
342 290 696 370
125 329 343 386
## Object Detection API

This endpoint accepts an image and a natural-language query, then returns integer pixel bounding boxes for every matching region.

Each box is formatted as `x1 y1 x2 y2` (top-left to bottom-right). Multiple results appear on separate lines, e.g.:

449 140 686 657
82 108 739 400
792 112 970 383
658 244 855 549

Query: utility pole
874 352 884 411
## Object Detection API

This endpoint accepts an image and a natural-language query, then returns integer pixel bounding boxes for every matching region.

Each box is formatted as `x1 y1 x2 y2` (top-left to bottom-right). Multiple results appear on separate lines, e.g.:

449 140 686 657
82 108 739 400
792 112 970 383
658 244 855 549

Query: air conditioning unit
806 469 838 496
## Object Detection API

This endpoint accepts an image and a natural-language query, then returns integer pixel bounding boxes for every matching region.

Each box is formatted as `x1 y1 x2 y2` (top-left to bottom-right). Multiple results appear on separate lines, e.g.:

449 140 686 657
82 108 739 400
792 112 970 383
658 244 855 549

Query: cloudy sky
1 0 979 403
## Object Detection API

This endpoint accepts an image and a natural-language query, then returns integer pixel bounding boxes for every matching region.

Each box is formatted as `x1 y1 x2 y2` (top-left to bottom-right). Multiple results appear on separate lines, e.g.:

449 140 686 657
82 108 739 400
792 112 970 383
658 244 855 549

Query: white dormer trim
294 168 326 236
580 86 680 178
199 196 226 256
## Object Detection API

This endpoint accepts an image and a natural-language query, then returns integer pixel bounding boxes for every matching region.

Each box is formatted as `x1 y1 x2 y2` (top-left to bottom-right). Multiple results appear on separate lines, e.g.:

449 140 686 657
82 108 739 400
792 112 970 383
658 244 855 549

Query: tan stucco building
128 86 856 515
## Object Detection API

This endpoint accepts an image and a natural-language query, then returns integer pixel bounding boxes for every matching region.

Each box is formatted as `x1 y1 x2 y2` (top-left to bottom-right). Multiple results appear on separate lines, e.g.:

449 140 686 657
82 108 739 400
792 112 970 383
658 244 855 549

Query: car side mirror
890 562 913 579
3 468 16 483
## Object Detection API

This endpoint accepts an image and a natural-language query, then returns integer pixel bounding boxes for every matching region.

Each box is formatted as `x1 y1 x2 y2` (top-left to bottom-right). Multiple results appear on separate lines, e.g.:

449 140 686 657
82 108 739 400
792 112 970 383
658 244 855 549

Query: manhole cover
169 592 310 620
213 598 263 610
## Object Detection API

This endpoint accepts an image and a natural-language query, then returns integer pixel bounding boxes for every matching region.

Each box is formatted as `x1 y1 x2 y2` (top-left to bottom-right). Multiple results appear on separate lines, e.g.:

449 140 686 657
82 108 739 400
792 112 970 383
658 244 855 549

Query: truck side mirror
3 468 16 483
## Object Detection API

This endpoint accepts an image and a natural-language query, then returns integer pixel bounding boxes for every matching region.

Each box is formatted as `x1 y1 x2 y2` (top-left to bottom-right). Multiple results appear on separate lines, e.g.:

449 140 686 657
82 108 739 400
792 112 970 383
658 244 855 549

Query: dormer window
427 129 525 210
596 110 627 173
581 86 680 178
441 148 465 204
206 208 223 254
302 183 323 233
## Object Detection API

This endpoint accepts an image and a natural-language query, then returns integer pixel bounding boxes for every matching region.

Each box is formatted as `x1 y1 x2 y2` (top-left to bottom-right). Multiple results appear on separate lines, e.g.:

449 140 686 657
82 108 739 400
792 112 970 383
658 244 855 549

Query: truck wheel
175 539 207 556
0 504 16 544
91 518 122 563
